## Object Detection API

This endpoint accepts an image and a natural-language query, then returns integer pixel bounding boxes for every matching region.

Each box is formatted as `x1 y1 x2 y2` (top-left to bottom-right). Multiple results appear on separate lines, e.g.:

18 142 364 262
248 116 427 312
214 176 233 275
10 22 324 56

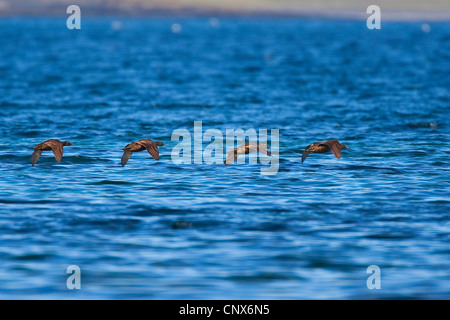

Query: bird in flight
121 138 165 166
224 142 272 165
301 139 348 163
31 139 72 166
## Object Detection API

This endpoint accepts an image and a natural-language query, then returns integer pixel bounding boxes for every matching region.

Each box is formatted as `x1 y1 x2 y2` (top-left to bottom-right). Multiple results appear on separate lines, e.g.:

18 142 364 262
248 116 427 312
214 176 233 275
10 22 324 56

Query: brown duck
301 139 348 163
121 138 165 166
31 139 72 166
224 142 271 165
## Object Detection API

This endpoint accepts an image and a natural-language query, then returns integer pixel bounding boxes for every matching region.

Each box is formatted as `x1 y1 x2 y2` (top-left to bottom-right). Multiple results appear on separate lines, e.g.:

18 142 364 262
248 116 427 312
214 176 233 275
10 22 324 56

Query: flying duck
301 139 348 163
31 139 72 166
224 142 271 165
121 138 165 166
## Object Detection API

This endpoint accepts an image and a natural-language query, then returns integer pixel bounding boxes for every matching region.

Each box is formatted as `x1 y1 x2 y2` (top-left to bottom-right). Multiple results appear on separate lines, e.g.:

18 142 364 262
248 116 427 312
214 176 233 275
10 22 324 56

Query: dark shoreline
1 5 450 21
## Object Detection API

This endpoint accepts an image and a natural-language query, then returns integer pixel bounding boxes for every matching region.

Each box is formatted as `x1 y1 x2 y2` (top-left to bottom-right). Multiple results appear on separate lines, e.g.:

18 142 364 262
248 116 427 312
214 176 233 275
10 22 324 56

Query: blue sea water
0 17 449 299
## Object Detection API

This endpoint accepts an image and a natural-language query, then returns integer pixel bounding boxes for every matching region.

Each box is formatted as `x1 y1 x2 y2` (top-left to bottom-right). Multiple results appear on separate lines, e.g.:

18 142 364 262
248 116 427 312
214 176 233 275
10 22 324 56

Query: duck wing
301 150 310 163
146 144 160 160
245 142 259 154
51 144 64 163
137 141 160 160
121 150 133 167
31 149 43 166
224 149 238 165
320 140 341 159
257 144 271 156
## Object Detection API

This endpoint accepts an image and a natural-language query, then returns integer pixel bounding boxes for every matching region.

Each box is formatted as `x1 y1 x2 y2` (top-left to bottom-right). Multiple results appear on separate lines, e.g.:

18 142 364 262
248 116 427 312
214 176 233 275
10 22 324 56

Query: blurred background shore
0 0 450 20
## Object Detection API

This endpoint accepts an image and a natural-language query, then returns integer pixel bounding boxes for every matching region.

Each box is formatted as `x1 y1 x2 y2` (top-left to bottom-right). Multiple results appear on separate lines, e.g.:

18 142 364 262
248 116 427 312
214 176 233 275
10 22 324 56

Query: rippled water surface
0 18 449 299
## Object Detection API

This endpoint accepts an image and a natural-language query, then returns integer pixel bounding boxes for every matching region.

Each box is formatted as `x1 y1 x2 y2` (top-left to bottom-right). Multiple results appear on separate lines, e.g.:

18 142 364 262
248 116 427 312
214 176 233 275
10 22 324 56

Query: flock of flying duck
30 138 349 166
